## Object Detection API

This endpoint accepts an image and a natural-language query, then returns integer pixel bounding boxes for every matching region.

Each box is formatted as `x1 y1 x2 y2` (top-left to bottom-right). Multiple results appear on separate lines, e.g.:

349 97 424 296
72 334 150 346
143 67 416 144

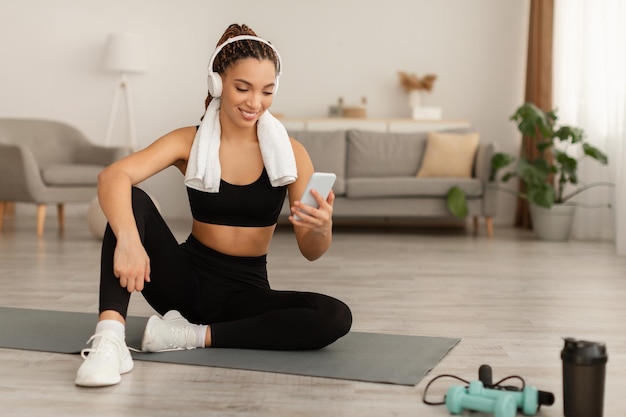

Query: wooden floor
0 215 624 416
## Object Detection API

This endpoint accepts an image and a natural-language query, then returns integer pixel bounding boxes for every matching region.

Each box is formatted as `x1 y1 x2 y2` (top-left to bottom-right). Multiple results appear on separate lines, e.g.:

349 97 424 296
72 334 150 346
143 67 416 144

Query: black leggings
99 187 352 350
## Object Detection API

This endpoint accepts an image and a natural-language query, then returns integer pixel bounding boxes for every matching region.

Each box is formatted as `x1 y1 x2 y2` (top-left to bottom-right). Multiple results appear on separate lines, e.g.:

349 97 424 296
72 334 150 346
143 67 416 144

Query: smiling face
219 57 277 130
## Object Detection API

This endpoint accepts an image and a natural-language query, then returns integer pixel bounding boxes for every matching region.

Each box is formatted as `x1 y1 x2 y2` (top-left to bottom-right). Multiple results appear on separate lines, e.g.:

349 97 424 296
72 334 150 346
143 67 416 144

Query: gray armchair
0 118 130 236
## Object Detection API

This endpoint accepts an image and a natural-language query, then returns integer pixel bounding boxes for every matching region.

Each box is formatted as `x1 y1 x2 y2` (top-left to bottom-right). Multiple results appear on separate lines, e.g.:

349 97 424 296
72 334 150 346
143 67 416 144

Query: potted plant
489 102 612 240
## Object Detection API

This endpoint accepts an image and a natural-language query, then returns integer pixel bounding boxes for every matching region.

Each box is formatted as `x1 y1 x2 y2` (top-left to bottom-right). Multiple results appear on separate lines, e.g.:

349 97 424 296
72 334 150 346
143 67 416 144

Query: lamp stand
104 73 138 150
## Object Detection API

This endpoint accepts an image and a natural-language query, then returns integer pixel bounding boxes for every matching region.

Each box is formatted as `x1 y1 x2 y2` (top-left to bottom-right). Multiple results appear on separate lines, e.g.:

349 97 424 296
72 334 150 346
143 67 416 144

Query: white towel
184 98 297 192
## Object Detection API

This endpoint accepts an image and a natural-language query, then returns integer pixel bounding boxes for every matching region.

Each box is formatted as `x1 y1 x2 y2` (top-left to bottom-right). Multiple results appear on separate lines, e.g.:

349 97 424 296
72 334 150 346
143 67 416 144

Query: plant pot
530 204 576 241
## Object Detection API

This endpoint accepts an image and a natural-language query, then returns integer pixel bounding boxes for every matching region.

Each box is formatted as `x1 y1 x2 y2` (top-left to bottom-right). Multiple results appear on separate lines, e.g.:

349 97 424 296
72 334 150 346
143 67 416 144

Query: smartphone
295 172 336 220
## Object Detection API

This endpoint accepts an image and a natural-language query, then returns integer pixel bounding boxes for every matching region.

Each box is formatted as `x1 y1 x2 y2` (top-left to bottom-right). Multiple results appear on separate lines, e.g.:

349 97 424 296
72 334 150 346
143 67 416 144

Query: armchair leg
37 204 46 237
485 216 494 238
0 201 5 232
57 204 65 235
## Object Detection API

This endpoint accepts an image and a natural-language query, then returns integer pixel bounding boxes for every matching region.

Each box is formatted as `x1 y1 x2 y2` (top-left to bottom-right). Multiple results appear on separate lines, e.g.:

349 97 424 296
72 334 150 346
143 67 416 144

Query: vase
408 90 423 108
530 204 576 241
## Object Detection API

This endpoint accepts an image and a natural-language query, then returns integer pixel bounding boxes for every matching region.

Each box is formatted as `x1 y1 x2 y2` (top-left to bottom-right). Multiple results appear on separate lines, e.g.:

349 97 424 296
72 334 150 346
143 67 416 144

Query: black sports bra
186 168 287 227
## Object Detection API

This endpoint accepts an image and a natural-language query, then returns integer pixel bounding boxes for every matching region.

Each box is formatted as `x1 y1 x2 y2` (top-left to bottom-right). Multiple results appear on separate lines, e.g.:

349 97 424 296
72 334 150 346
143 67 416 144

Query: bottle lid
561 337 608 365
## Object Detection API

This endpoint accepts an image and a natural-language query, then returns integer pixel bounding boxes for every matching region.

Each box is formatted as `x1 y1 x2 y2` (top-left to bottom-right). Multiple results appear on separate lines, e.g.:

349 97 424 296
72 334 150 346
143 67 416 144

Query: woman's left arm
287 139 334 261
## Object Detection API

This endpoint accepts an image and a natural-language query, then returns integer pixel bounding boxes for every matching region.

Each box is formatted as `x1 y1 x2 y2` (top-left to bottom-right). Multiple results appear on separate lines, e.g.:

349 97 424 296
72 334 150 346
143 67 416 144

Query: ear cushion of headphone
207 72 222 98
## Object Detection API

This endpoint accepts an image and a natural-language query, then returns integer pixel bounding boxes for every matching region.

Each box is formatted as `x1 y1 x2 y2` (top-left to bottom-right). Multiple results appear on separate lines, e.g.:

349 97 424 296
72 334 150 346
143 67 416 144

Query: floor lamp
103 33 147 149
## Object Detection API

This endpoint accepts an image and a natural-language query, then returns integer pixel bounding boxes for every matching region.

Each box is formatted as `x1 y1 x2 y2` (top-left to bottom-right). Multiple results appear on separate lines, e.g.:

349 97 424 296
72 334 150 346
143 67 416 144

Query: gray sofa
281 129 496 236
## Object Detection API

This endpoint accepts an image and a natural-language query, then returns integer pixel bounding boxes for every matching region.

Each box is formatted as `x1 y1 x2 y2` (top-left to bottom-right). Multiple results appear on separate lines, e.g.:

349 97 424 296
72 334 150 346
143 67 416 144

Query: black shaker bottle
561 337 608 417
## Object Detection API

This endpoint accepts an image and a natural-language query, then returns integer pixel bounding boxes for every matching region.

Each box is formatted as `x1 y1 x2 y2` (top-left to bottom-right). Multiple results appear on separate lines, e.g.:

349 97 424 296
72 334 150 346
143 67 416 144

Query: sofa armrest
0 143 46 202
474 142 495 182
74 145 132 166
474 142 497 216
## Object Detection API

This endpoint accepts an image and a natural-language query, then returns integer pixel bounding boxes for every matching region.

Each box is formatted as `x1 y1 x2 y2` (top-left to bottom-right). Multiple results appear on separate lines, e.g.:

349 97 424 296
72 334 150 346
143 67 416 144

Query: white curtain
553 0 626 254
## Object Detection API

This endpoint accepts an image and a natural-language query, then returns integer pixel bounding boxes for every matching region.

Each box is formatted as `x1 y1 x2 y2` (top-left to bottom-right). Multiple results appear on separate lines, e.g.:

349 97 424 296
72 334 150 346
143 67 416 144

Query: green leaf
446 186 468 218
491 153 516 170
554 126 584 144
555 151 577 175
511 102 554 139
535 140 553 154
489 152 516 181
517 158 550 186
501 172 518 182
583 143 609 164
527 183 555 208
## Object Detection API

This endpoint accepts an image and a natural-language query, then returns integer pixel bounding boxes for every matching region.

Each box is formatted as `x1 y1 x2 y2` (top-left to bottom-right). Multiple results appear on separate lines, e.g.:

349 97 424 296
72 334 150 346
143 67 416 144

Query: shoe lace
80 333 125 359
168 325 197 350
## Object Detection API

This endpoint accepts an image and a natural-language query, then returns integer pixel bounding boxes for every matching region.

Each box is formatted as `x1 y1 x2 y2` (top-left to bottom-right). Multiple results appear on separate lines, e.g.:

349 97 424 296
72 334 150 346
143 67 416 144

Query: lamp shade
104 32 147 73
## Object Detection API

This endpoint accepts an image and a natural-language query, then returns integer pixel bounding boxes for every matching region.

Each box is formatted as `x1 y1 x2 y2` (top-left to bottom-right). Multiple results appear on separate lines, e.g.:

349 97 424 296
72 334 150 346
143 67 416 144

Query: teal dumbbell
471 382 541 415
446 381 517 417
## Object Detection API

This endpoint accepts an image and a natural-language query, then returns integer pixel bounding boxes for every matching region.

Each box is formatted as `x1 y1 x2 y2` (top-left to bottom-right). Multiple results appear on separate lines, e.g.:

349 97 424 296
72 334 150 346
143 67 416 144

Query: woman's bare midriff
191 220 277 257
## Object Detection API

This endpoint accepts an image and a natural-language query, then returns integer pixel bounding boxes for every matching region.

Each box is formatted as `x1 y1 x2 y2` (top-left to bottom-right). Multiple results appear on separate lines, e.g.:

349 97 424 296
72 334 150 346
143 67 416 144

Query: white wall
1 0 528 224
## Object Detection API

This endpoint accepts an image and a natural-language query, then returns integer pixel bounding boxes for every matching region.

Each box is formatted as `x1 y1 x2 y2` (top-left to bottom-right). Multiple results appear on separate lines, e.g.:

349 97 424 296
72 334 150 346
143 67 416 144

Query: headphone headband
206 35 283 97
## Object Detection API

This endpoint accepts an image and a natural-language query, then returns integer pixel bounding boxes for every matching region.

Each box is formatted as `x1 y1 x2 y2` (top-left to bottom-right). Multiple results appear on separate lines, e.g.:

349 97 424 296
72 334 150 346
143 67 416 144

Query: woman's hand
290 189 335 235
112 235 151 292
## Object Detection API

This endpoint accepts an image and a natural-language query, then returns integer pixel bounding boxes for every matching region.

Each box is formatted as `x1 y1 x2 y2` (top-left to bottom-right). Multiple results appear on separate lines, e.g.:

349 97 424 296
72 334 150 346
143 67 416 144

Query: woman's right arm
97 126 195 292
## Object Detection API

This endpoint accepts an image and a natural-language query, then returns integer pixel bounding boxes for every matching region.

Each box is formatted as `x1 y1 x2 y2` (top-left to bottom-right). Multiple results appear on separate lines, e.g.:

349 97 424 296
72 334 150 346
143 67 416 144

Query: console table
279 118 471 133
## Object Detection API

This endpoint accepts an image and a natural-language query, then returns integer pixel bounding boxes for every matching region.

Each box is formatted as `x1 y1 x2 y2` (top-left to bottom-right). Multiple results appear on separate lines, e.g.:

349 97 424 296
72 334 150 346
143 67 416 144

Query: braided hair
203 24 280 113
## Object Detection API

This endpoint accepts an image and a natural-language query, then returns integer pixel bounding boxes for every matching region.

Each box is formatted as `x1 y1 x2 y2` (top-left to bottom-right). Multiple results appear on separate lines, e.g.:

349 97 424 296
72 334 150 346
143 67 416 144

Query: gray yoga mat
0 306 459 386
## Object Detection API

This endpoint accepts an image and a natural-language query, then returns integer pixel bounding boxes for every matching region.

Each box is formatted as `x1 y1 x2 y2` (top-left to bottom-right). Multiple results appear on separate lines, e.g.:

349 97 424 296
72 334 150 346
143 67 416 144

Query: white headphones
206 35 283 98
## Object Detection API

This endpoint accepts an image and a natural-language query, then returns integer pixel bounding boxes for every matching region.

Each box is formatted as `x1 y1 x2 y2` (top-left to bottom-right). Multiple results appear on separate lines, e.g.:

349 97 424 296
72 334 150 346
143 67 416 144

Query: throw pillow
416 131 480 178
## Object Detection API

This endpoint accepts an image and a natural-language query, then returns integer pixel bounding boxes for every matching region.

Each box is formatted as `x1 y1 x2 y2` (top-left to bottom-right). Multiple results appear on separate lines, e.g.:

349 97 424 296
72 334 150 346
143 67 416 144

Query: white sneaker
75 330 133 387
141 310 199 352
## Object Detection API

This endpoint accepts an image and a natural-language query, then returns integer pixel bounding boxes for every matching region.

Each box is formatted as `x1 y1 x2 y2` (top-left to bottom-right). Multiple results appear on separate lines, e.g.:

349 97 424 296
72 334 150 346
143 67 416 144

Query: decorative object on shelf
103 32 147 150
342 97 367 118
328 97 344 118
398 71 442 120
410 106 443 120
398 72 437 92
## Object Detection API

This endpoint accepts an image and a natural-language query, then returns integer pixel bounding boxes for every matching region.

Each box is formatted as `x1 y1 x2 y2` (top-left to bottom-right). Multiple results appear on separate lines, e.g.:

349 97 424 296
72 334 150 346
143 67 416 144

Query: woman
75 23 352 387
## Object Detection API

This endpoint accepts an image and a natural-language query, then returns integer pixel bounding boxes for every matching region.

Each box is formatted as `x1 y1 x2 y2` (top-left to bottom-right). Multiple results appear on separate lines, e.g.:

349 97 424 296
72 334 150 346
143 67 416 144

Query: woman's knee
131 187 157 213
130 187 164 234
316 295 352 345
330 298 352 337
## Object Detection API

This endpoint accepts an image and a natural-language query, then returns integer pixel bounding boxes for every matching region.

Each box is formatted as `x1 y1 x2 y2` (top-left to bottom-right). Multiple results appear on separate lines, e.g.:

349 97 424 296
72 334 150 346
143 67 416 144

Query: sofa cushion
346 130 427 178
41 164 102 186
288 130 346 195
346 177 483 198
417 131 480 178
